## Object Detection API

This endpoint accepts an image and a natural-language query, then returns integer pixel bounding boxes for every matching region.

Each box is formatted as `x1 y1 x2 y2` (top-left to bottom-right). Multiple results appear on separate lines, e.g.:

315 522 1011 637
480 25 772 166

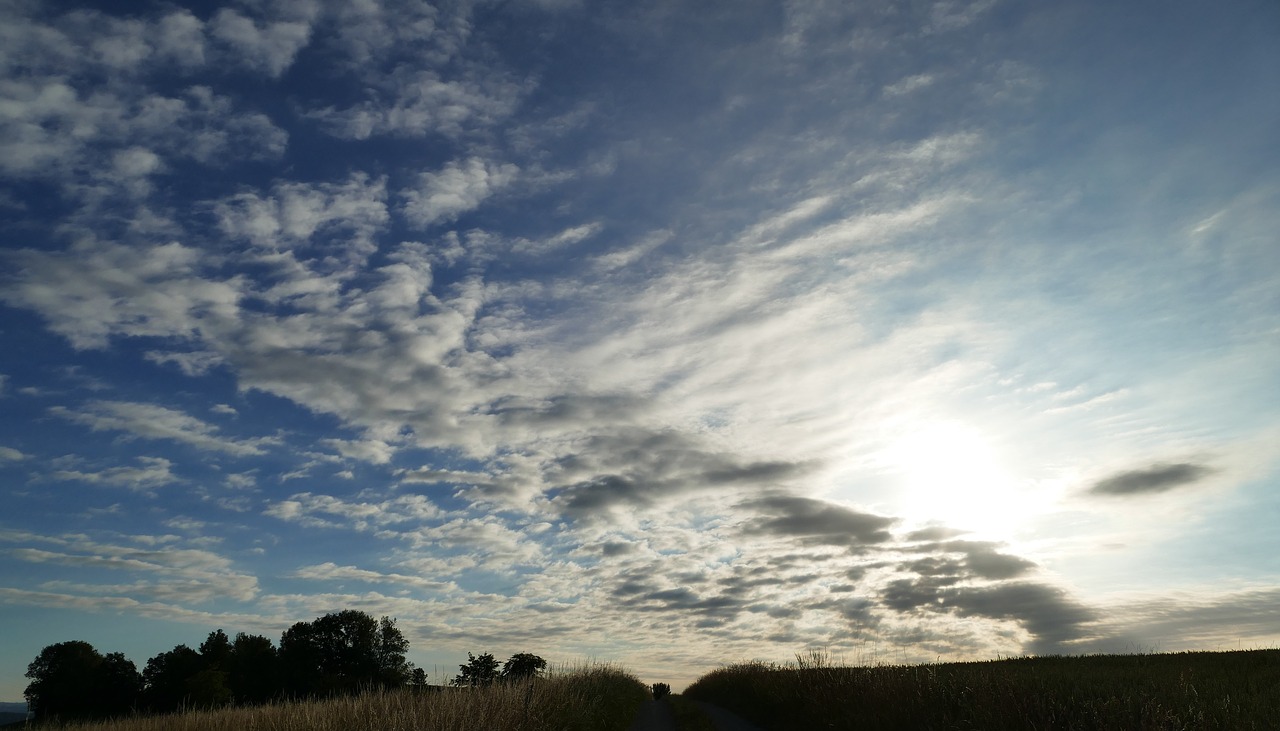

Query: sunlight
883 420 1032 538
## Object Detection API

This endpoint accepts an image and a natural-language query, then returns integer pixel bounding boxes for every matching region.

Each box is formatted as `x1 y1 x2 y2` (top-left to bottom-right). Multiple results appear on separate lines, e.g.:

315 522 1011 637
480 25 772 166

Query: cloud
209 8 313 77
401 158 519 228
743 496 897 547
265 491 444 531
0 73 286 181
50 400 274 457
880 577 1097 654
214 173 389 257
309 69 525 139
1089 462 1214 497
50 456 180 492
2 532 259 603
291 562 454 593
1084 587 1280 653
323 438 396 465
0 446 26 462
2 239 239 350
546 428 814 515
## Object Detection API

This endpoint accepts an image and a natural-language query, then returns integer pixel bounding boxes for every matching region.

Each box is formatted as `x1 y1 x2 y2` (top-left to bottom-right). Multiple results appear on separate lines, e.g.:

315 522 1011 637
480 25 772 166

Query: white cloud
214 173 389 257
323 437 396 464
311 69 525 139
2 532 260 603
0 446 26 461
51 456 180 492
292 562 455 592
265 491 445 531
210 8 313 78
511 223 603 256
883 73 936 97
155 10 207 67
50 400 274 457
401 158 519 228
3 240 240 350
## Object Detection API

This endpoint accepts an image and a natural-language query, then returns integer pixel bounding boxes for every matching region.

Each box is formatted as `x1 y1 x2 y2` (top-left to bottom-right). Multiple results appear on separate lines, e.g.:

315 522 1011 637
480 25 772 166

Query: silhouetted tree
652 682 671 700
374 615 412 687
452 652 500 687
502 653 547 680
228 632 280 703
142 644 204 711
279 610 411 696
410 667 428 688
199 630 233 671
98 652 144 717
25 641 140 721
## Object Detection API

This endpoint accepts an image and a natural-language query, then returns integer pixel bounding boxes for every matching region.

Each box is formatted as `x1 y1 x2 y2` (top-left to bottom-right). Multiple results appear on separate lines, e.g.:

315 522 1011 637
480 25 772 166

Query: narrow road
627 699 762 731
628 699 676 730
693 701 762 731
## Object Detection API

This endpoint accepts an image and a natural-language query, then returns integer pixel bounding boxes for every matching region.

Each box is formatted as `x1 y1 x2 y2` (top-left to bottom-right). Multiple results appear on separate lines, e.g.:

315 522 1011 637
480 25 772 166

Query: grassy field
35 663 648 731
684 650 1280 730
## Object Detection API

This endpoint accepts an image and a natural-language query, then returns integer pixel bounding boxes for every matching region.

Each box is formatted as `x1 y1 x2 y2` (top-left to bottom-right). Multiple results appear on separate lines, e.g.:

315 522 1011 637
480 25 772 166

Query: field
31 663 648 731
683 649 1280 730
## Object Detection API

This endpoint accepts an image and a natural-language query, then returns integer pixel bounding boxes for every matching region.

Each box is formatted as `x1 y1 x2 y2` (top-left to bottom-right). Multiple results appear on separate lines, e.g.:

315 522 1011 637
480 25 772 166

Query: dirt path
693 701 762 731
627 699 762 731
628 699 676 731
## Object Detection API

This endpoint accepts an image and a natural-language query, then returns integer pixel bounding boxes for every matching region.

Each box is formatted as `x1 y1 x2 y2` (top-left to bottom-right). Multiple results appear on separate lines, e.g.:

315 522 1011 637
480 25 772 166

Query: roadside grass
667 695 717 731
683 649 1280 730
40 662 648 731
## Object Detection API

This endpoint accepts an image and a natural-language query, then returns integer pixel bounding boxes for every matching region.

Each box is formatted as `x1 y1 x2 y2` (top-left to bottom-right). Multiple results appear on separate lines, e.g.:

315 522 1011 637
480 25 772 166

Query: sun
882 420 1032 538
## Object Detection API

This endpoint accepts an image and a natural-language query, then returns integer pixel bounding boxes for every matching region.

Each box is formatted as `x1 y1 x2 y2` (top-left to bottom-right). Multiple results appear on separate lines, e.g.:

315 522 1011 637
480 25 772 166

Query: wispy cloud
50 400 275 457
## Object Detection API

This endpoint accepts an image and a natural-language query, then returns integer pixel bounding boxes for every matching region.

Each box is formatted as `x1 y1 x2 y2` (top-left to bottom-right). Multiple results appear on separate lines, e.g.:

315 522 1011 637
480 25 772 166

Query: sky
1 0 1278 701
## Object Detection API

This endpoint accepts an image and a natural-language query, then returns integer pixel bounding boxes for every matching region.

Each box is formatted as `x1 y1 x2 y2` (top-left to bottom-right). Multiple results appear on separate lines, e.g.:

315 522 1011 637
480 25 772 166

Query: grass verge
41 662 648 731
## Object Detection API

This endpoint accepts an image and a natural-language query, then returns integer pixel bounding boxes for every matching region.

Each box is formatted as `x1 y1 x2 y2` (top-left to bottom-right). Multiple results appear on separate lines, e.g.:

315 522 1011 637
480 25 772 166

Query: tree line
23 609 545 722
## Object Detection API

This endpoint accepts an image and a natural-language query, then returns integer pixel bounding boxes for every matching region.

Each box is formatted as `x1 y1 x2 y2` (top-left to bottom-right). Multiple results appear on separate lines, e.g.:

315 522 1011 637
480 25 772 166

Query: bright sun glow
884 421 1035 538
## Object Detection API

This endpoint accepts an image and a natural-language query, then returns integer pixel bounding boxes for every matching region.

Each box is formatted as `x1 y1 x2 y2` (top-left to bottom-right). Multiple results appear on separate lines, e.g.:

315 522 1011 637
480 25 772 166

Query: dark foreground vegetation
684 650 1280 730
21 663 647 731
22 609 559 725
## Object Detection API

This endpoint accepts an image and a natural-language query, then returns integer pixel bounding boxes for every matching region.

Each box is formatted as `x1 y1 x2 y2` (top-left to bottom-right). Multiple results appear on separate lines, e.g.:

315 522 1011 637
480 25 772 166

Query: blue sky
1 0 1278 699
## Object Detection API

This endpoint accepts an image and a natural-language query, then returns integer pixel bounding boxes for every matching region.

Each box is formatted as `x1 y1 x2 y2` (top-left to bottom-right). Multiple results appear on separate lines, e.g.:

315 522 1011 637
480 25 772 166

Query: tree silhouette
453 652 500 687
279 610 411 696
228 632 280 703
142 644 204 711
502 653 547 680
25 641 141 721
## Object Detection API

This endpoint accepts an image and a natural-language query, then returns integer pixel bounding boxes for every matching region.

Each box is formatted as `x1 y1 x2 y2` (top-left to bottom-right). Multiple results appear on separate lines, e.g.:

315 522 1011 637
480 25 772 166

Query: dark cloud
879 578 1097 654
743 495 897 546
1089 462 1213 496
903 540 1039 581
551 428 813 515
964 547 1037 580
947 583 1097 653
903 526 969 542
490 394 647 429
617 586 744 619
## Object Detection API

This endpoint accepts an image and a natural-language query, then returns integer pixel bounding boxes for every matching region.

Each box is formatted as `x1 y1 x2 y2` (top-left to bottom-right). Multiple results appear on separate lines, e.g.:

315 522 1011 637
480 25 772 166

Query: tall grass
44 662 649 731
684 649 1280 730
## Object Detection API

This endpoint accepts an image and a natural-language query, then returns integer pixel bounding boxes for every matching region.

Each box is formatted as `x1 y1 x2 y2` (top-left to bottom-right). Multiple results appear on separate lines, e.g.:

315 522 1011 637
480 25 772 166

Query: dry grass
44 663 648 731
684 649 1280 730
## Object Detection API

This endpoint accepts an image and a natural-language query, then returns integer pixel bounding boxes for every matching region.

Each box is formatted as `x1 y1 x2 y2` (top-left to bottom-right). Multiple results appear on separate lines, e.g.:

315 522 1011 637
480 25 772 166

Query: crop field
683 650 1280 730
34 663 648 731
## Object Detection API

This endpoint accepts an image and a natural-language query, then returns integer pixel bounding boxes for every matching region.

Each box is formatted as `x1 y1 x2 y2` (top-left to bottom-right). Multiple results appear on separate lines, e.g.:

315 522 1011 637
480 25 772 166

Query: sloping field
684 650 1280 730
